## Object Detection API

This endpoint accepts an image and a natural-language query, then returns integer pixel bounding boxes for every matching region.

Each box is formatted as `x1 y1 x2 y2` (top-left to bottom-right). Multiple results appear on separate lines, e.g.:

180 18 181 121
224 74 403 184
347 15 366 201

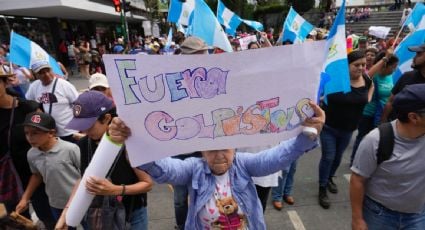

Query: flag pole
393 3 418 48
392 26 404 49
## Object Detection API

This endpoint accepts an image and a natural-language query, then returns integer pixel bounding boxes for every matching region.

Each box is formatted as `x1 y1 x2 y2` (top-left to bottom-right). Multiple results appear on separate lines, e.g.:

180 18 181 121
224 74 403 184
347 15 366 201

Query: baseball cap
150 42 160 52
180 36 208 54
393 84 425 114
113 45 125 54
31 60 51 74
408 43 425 52
89 73 109 90
65 91 114 131
22 112 56 131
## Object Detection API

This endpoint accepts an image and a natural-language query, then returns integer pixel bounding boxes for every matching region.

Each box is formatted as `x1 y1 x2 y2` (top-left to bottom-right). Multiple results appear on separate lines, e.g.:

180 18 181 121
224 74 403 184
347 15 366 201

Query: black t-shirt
392 70 425 95
78 136 147 215
322 74 372 131
0 98 39 186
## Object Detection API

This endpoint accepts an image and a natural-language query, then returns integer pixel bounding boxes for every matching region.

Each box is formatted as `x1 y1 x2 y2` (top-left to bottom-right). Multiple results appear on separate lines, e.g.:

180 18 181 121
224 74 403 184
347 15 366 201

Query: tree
287 0 315 13
320 0 334 12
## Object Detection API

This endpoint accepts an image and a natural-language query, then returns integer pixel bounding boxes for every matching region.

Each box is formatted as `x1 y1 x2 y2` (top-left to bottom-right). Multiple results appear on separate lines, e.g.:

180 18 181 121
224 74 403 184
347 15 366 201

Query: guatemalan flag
319 0 350 103
190 0 233 52
242 19 264 32
9 31 63 76
282 7 314 44
217 0 242 36
164 27 173 52
393 3 425 83
167 0 195 26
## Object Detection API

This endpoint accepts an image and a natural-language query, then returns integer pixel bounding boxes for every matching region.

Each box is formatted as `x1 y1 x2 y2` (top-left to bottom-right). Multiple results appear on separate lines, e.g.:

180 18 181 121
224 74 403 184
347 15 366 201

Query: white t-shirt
199 172 248 230
26 77 78 137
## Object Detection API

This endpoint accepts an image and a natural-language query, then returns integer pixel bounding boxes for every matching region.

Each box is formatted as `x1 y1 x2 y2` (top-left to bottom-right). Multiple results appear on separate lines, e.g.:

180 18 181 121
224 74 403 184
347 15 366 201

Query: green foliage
292 0 315 13
253 4 289 19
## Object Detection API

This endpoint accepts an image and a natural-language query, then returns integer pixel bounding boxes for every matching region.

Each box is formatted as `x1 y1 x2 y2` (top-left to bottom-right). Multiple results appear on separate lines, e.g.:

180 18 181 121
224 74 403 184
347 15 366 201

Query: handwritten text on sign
104 41 325 166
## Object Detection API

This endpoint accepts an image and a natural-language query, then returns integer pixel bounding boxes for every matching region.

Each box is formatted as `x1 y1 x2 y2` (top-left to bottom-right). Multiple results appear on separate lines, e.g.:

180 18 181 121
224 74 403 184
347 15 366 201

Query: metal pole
121 0 130 45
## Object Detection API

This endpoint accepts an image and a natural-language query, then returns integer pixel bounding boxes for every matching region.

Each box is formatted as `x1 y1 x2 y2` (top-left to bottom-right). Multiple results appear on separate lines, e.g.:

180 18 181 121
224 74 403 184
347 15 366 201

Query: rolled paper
66 134 122 227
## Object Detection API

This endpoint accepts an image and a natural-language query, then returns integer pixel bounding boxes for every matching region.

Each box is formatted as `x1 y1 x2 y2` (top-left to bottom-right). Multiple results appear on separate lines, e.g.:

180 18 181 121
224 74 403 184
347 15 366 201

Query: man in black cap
382 43 425 121
350 84 425 230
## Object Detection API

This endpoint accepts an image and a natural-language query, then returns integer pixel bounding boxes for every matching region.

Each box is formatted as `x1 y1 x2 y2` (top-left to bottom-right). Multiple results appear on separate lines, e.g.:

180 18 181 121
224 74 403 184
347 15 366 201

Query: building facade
0 0 149 54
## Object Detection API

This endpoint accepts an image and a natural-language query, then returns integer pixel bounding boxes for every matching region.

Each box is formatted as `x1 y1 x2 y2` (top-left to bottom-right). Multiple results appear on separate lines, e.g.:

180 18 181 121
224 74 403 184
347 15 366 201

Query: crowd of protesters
1 8 425 229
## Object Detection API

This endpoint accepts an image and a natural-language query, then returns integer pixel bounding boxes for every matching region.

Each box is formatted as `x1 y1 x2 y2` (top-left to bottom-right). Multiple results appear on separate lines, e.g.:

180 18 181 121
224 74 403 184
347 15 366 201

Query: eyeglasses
91 86 107 92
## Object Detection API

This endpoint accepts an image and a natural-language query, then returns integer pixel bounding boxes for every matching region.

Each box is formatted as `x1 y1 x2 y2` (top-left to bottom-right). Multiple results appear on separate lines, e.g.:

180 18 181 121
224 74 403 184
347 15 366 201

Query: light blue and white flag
176 22 187 34
9 31 63 76
217 0 242 36
393 3 425 83
402 3 425 31
165 27 173 51
167 0 195 26
190 0 233 52
242 19 264 32
319 0 350 103
282 7 314 44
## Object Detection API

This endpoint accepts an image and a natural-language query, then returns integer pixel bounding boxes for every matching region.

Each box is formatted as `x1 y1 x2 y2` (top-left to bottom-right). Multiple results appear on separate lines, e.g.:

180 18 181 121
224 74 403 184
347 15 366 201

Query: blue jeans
271 161 297 202
173 185 188 229
31 184 56 229
351 115 375 165
363 196 425 230
318 125 353 187
50 207 76 230
129 206 148 230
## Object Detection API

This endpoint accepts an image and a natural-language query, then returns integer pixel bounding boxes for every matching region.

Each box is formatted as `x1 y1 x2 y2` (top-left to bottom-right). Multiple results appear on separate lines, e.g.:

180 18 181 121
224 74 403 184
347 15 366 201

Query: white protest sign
103 41 325 167
369 26 391 39
239 35 258 50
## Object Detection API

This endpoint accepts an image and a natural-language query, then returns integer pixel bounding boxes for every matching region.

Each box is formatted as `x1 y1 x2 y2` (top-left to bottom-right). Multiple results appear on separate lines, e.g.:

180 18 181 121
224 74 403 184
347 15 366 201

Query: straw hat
0 63 15 78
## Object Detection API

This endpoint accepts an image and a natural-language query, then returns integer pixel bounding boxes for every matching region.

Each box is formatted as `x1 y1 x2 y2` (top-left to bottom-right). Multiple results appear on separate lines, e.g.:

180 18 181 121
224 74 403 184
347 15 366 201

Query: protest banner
103 41 325 167
238 35 258 50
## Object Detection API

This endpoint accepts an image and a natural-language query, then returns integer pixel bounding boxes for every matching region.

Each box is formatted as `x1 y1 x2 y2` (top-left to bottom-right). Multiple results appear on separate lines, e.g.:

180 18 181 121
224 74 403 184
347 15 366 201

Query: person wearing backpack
350 84 425 230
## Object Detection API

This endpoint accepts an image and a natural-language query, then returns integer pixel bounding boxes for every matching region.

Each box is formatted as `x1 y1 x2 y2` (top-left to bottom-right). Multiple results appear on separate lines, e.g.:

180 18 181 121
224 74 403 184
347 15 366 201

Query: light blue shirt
139 134 318 229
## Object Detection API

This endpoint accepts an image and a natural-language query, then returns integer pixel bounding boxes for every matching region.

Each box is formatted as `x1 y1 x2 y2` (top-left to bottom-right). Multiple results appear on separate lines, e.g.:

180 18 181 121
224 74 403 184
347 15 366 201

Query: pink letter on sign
145 111 177 141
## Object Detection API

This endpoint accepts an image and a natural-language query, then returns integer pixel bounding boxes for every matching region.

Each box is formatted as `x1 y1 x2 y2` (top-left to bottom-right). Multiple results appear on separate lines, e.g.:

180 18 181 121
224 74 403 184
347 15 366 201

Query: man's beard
412 62 422 70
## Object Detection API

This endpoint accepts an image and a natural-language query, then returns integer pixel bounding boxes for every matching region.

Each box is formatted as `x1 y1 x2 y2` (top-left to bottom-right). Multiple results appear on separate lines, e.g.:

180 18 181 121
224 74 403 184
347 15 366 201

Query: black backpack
377 122 395 165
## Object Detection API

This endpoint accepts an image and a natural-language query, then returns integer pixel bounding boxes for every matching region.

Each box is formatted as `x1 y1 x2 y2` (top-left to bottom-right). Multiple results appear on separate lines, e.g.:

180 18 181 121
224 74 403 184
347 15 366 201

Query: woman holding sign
108 101 325 230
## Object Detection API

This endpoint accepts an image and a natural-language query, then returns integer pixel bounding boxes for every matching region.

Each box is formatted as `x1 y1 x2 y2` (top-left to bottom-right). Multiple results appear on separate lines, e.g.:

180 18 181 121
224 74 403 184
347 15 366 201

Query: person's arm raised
240 102 325 177
367 48 394 78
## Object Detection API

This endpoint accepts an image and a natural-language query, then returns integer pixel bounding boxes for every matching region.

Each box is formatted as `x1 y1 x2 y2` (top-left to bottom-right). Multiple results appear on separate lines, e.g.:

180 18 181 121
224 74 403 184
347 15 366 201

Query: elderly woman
108 102 325 230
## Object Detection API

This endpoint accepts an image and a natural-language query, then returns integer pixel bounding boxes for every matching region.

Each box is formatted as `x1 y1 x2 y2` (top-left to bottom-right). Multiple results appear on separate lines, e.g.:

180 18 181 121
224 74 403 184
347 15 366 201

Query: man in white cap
25 60 79 143
88 73 113 101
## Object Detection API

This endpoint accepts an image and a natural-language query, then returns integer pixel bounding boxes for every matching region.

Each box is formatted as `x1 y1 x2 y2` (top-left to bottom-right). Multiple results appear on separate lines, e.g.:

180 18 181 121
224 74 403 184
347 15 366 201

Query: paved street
69 74 354 230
